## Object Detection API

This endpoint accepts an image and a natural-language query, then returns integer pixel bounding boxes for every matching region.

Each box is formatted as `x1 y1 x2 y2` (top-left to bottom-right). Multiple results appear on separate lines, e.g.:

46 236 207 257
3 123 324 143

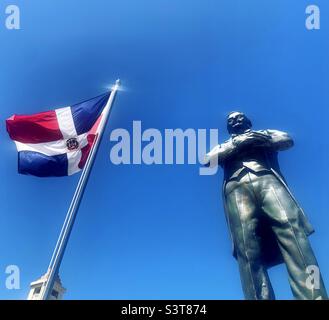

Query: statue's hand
233 131 272 149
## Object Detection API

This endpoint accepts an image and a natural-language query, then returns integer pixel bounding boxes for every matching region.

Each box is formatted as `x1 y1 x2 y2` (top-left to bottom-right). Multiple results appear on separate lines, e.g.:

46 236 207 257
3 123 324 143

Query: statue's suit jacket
217 130 314 268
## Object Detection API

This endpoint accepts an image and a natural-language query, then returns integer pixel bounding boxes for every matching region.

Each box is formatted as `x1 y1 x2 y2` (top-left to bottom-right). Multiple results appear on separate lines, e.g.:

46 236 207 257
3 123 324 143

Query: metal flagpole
38 79 121 300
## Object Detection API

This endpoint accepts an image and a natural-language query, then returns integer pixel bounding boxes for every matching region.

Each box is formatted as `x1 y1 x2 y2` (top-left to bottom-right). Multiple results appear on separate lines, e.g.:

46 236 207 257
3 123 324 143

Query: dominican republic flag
6 93 110 177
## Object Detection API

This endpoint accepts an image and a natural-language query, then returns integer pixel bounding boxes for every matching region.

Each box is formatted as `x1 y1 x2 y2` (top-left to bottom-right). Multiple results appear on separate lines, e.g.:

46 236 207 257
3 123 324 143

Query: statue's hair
227 111 252 134
227 111 241 118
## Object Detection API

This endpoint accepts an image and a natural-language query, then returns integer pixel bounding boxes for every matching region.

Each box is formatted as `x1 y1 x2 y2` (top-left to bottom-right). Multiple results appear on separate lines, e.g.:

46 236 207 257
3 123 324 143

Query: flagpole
38 79 121 300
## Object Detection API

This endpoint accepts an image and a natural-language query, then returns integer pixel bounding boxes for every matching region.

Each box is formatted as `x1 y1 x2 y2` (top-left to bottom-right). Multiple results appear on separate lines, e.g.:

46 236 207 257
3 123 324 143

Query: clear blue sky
0 0 328 299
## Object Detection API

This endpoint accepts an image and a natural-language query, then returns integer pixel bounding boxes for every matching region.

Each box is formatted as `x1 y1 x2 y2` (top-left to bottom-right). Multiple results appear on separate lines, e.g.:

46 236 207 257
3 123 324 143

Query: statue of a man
205 111 328 300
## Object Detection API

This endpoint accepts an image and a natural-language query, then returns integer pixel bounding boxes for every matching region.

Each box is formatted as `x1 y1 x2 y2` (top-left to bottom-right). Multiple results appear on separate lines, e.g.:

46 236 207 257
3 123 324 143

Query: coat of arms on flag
6 93 110 177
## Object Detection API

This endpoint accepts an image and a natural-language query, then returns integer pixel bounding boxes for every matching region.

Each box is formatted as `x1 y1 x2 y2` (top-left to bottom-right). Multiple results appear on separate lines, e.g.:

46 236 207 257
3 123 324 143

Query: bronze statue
205 111 328 300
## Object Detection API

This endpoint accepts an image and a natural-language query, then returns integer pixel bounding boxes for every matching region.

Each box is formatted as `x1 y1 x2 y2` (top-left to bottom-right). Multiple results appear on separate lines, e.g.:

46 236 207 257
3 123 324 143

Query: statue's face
227 112 251 134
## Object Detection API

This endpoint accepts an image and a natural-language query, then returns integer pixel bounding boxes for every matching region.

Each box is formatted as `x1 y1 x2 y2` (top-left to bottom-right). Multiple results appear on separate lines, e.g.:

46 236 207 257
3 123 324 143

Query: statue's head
227 111 252 135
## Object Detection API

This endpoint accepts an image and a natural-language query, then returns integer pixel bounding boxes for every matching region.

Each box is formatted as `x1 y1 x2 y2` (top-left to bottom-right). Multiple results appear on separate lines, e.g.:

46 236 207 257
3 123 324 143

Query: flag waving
6 93 110 177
